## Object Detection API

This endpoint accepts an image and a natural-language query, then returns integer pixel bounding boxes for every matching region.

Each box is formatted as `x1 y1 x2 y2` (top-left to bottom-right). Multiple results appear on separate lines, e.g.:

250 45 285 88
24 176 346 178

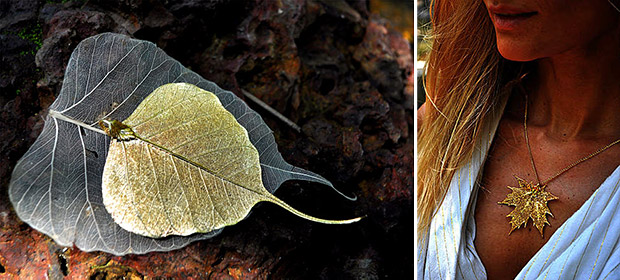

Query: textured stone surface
0 0 413 278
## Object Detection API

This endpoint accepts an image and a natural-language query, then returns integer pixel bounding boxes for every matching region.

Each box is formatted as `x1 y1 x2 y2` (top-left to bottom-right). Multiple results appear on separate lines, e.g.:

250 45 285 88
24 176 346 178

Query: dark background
0 0 413 278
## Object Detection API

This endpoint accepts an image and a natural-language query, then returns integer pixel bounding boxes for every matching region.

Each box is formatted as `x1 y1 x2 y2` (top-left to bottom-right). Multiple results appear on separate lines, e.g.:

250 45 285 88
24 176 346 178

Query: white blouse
417 98 620 280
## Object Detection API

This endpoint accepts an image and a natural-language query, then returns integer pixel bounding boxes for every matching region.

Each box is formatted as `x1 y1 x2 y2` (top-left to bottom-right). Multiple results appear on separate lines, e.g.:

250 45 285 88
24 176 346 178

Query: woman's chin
497 45 538 62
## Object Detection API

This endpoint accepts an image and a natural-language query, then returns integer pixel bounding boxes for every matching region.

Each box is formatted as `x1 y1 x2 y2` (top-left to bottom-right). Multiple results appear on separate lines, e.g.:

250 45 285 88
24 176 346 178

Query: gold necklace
498 95 620 237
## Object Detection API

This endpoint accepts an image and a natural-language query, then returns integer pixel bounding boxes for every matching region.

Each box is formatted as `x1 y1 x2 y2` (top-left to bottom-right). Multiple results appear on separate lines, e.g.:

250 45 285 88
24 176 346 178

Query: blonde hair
417 0 522 236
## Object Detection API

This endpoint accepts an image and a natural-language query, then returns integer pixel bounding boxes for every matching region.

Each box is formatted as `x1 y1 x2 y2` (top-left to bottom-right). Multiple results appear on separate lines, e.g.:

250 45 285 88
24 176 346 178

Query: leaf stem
48 110 107 135
264 195 364 225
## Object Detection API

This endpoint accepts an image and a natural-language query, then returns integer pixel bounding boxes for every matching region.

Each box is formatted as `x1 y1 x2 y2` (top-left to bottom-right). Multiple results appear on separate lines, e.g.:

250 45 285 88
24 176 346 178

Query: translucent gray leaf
9 33 340 255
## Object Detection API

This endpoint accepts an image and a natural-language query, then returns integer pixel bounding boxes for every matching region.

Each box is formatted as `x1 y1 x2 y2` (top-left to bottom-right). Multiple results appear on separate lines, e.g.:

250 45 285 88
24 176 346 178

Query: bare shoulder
417 102 427 131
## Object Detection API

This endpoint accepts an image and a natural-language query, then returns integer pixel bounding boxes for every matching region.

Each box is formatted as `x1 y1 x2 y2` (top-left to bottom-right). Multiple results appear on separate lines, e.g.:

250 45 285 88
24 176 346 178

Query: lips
487 5 538 31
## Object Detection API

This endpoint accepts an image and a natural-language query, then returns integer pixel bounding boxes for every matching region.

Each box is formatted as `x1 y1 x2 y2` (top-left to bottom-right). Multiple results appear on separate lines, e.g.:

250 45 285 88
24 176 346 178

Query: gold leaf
498 176 559 237
101 83 361 238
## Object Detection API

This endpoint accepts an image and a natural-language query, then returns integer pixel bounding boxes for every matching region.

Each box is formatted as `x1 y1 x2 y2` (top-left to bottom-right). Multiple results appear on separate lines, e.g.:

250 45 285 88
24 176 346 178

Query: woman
417 0 620 279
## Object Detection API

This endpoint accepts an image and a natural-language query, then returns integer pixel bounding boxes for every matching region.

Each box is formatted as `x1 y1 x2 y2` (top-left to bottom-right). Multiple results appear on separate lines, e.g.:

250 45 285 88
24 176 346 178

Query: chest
473 123 620 279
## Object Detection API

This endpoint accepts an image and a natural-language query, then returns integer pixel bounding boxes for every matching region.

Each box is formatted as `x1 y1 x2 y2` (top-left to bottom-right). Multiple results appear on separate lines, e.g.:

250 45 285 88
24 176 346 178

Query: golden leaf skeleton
100 83 361 238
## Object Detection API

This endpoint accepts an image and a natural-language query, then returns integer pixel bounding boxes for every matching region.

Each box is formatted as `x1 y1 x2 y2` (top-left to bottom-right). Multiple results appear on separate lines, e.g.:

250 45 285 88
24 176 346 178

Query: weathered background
0 0 413 278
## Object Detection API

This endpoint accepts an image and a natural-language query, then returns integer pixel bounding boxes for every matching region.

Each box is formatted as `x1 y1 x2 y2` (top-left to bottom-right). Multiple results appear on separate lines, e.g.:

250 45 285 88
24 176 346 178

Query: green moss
6 23 44 56
17 24 43 50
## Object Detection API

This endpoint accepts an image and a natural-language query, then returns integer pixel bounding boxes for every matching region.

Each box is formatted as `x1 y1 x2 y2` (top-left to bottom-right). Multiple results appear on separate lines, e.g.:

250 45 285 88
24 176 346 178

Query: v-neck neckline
468 94 620 279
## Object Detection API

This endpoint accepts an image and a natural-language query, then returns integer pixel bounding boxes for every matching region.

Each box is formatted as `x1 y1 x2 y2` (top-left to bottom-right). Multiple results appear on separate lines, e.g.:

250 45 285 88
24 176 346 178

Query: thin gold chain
523 94 620 186
523 96 542 184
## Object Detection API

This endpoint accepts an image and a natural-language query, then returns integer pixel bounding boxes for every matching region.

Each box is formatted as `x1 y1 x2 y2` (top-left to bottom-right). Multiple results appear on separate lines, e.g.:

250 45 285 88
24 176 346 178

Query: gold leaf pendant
498 176 559 237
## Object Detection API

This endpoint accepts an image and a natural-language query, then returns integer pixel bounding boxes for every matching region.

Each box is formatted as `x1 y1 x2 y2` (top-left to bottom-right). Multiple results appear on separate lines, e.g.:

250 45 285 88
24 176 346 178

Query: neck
527 31 620 140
